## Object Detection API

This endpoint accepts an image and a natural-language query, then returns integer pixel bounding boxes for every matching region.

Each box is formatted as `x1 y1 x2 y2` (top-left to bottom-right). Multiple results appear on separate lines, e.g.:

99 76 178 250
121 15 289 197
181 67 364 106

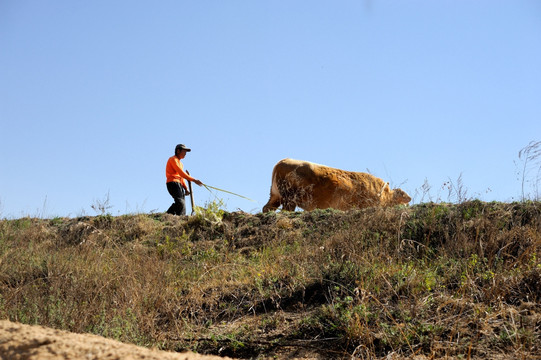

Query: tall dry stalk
518 140 541 201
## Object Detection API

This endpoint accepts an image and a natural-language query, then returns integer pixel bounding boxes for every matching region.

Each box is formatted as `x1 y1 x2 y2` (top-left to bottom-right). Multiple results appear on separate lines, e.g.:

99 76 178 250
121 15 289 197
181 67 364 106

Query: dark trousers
166 182 186 215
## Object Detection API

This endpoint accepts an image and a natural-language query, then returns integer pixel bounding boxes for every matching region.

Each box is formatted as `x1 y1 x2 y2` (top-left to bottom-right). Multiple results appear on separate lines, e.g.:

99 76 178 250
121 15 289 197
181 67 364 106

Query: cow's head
392 188 411 205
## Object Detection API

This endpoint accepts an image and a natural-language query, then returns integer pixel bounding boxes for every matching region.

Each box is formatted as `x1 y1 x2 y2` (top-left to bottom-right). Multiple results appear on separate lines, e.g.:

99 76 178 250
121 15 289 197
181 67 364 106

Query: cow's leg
281 197 296 211
262 195 281 213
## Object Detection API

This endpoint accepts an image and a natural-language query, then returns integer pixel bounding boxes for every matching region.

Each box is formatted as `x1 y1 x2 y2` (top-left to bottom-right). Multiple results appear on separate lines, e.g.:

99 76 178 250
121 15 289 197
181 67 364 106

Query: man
165 144 203 215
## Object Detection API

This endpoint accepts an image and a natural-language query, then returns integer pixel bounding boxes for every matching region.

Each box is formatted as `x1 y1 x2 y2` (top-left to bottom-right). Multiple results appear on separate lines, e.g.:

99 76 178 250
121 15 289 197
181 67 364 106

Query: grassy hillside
0 201 540 359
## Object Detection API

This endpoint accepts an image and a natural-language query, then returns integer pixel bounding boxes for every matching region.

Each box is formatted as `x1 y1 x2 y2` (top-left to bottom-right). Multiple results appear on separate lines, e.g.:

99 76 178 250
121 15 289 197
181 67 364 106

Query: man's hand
193 179 203 186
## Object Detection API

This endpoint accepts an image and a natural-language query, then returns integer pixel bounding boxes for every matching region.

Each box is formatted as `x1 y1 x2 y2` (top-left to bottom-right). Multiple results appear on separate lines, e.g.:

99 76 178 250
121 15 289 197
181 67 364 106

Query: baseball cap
175 144 191 152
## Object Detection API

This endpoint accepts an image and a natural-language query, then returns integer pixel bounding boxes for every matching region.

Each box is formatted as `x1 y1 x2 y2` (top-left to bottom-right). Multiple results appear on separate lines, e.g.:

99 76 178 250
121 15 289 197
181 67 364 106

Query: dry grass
0 201 540 359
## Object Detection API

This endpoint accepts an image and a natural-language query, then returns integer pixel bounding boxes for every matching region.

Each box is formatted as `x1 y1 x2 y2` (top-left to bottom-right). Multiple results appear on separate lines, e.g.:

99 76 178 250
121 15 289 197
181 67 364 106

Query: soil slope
0 320 232 360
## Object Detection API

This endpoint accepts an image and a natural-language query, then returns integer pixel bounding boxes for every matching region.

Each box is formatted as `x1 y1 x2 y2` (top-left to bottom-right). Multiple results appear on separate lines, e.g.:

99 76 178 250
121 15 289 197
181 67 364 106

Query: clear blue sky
1 1 540 218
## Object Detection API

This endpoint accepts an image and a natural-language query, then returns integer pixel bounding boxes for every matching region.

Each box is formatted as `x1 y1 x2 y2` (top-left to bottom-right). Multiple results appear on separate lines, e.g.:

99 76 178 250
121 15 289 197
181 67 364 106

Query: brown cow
262 158 411 212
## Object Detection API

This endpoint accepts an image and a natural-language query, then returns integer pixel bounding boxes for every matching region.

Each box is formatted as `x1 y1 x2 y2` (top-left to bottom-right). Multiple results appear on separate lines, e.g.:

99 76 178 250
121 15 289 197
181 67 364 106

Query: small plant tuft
91 191 113 215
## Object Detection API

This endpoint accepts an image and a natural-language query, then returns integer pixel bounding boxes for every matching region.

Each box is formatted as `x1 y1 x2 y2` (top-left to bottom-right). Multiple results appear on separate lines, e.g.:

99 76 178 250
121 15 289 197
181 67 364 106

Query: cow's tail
270 167 280 198
262 165 282 212
271 169 280 196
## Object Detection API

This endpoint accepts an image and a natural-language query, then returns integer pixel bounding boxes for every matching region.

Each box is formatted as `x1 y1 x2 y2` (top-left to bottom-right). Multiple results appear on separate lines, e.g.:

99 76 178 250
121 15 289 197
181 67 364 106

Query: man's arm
173 159 203 186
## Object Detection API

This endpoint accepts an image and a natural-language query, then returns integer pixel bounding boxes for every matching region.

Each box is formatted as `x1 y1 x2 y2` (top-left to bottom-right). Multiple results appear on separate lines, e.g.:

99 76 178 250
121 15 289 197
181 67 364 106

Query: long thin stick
187 170 195 215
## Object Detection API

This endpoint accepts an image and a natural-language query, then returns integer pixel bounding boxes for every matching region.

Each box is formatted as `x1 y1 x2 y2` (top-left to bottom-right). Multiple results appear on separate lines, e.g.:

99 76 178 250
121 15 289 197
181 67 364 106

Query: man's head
175 144 191 157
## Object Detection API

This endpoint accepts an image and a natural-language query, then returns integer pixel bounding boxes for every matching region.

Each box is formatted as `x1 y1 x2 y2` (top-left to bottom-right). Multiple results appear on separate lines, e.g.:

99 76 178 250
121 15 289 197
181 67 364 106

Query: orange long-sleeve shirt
165 155 196 189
